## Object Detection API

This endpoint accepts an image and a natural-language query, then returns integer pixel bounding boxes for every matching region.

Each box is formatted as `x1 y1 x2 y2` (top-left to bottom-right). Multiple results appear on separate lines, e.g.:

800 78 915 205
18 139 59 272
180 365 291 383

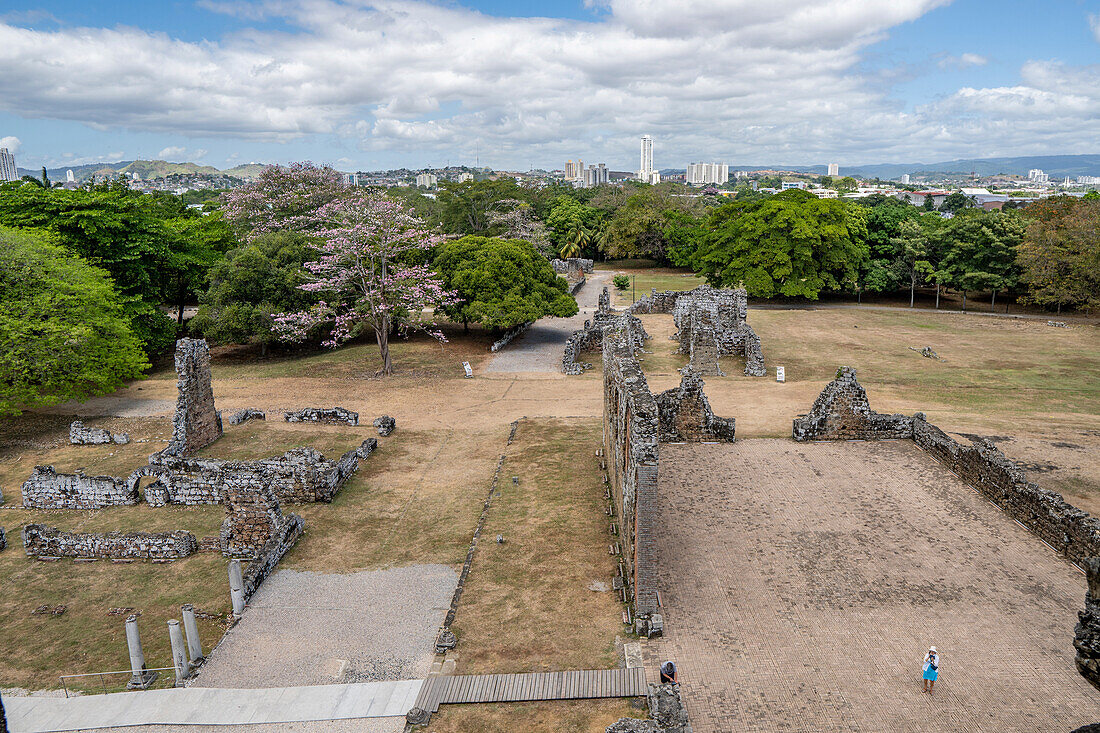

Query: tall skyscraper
66 169 75 183
639 135 654 181
0 147 17 182
565 159 584 181
686 162 729 185
581 163 609 188
827 162 839 177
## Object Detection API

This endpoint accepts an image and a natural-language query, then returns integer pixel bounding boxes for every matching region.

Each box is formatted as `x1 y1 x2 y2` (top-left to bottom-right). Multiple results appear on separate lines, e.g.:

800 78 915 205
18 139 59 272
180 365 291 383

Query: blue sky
1 0 1098 172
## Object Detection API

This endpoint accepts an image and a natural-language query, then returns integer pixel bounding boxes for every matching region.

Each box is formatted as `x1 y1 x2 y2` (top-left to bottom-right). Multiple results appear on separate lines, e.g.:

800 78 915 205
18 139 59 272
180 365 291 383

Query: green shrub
613 274 631 291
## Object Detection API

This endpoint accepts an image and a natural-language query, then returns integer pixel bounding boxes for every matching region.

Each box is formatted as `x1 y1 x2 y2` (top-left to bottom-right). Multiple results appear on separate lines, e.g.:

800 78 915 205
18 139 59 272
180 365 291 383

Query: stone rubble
69 421 129 445
1075 558 1100 691
283 407 359 426
227 409 266 426
162 338 223 457
373 415 396 436
22 524 198 560
0 527 6 552
606 683 691 733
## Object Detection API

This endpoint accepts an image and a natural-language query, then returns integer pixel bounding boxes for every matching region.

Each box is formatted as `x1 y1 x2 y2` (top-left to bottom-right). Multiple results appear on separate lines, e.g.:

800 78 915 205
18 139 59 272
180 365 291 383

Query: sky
1 0 1099 172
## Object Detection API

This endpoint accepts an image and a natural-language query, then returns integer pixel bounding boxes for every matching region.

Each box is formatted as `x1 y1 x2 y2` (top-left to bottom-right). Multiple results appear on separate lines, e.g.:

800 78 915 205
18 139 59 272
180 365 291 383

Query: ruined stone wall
792 367 913 441
240 512 305 602
219 472 294 558
562 312 648 375
163 338 223 456
912 415 1100 564
227 409 265 426
489 321 533 352
21 467 139 509
283 407 358 426
656 370 736 443
603 317 660 616
624 288 685 316
142 441 374 507
1075 558 1100 691
673 285 764 377
70 421 129 445
22 524 197 560
550 258 594 274
0 527 6 552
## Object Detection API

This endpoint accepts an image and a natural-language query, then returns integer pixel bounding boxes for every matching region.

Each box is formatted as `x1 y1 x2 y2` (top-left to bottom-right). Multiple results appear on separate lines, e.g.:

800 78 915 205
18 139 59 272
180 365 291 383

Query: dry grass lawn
427 699 641 733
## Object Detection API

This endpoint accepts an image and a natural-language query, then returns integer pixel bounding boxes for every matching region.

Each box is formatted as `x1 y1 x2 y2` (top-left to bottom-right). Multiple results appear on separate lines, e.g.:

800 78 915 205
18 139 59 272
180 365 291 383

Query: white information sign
776 366 785 383
462 361 473 378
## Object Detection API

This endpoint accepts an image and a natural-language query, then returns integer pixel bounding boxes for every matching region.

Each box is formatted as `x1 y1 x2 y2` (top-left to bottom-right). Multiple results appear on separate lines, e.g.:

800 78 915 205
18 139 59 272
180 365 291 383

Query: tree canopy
434 236 578 331
689 190 868 299
936 210 1025 309
1016 196 1100 312
0 227 148 416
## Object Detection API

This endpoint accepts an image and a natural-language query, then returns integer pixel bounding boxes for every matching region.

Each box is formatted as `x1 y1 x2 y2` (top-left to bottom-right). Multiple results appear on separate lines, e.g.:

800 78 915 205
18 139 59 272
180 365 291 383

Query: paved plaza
647 439 1100 732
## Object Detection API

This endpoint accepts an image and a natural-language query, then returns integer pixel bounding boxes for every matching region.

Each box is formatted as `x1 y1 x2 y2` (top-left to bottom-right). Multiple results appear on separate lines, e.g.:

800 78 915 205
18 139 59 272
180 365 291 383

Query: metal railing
59 668 178 698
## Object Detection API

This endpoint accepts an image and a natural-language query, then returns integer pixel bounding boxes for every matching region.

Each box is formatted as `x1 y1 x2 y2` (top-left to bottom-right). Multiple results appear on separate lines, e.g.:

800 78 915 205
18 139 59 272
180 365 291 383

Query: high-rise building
457 172 473 183
565 160 584 181
342 173 359 186
0 147 17 182
1028 168 1049 184
581 163 609 188
686 162 729 185
827 163 839 177
415 173 438 188
639 135 654 181
900 174 911 184
66 169 75 183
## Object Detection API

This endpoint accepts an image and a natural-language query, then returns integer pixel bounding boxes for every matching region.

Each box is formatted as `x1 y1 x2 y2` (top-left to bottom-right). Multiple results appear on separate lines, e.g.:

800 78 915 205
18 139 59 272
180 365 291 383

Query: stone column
228 559 245 616
181 604 203 666
167 620 188 686
125 615 158 689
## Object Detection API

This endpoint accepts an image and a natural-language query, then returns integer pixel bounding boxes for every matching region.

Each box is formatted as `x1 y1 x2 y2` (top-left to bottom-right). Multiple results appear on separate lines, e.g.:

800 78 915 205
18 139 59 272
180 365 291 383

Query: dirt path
484 272 611 373
646 439 1100 732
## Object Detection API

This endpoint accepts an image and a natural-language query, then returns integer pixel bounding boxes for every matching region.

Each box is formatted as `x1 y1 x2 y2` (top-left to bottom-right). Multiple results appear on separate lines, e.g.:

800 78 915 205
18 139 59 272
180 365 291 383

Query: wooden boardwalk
413 667 648 713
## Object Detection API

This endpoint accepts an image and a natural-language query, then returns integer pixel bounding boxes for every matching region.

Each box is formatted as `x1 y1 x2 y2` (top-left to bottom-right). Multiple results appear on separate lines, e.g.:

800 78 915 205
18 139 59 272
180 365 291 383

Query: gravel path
194 565 457 689
485 272 611 373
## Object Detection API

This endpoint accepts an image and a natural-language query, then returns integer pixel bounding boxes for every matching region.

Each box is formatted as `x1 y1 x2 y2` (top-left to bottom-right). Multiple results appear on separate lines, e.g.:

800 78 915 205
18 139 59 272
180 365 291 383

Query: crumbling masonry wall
219 471 301 559
163 338 223 456
22 524 197 560
792 367 914 441
70 421 129 445
550 257 594 274
656 369 736 443
143 441 374 507
284 407 359 426
603 317 661 616
1075 558 1100 691
21 467 138 509
672 285 765 377
563 310 648 375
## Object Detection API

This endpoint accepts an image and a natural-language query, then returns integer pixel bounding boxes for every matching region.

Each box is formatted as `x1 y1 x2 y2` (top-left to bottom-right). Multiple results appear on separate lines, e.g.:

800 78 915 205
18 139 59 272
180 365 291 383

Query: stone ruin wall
284 407 359 426
672 285 765 377
21 467 139 510
656 369 736 443
163 338 223 457
794 366 1100 689
562 309 647 375
22 524 197 560
70 421 129 445
550 257 594 274
143 440 374 507
602 317 661 617
489 321 533 353
792 367 913 441
218 475 305 601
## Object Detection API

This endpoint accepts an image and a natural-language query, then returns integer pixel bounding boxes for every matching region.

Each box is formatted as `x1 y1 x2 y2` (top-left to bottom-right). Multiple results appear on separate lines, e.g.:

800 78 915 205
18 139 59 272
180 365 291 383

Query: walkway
413 667 648 712
647 439 1100 733
4 679 423 733
485 272 611 372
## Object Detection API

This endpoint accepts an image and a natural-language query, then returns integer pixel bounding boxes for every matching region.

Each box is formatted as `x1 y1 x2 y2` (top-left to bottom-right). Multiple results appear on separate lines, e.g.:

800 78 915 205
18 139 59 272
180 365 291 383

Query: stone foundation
792 367 913 441
656 370 736 443
69 421 129 445
163 338 223 456
606 683 691 733
21 466 139 509
22 524 197 560
283 407 359 426
672 285 764 377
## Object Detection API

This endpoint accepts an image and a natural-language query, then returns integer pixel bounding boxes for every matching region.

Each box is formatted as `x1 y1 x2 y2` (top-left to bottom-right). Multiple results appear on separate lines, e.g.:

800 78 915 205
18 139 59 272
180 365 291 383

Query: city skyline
1 1 1100 172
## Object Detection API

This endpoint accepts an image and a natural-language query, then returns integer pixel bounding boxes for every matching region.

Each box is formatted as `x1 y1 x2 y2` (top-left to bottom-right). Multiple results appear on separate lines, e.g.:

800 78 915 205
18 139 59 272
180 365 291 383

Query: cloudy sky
1 0 1098 172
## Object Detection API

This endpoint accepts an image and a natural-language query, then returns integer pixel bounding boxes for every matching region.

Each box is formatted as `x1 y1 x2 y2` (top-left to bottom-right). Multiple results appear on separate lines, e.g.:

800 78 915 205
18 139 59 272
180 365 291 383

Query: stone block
227 408 266 426
373 415 396 436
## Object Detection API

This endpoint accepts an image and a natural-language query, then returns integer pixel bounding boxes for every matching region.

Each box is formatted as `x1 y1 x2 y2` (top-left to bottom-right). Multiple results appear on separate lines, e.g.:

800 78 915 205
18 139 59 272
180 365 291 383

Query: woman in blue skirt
922 646 939 694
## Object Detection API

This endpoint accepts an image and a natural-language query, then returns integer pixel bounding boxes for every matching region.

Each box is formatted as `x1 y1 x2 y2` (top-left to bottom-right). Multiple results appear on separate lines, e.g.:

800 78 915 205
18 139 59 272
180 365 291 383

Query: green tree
561 225 589 258
939 192 970 214
545 197 600 248
857 195 921 293
837 176 859 193
889 219 934 307
437 179 525 235
1016 197 1100 313
690 189 868 299
189 231 317 353
434 236 579 331
937 210 1025 311
0 227 148 416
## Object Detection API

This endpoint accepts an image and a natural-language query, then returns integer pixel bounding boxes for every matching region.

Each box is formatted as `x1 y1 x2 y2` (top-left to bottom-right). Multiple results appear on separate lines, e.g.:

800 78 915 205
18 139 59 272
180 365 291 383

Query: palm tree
561 224 589 259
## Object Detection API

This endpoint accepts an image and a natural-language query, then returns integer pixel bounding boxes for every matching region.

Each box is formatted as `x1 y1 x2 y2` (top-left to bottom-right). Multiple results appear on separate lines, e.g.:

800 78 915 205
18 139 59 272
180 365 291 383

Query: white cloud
157 146 188 159
0 135 21 153
1090 13 1100 42
937 52 988 70
0 0 1095 165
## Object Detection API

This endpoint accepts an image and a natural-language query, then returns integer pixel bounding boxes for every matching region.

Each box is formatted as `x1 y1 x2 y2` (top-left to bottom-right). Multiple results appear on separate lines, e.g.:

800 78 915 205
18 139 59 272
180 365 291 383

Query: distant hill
222 163 271 179
118 160 220 179
16 159 268 184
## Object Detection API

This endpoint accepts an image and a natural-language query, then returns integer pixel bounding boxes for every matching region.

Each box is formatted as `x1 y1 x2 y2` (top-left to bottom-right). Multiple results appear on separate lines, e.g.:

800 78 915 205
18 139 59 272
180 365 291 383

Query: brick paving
646 439 1100 732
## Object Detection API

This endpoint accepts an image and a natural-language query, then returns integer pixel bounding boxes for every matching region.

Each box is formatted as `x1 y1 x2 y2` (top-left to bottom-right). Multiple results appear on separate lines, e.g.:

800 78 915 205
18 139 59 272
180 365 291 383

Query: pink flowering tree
221 162 346 242
272 191 456 375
